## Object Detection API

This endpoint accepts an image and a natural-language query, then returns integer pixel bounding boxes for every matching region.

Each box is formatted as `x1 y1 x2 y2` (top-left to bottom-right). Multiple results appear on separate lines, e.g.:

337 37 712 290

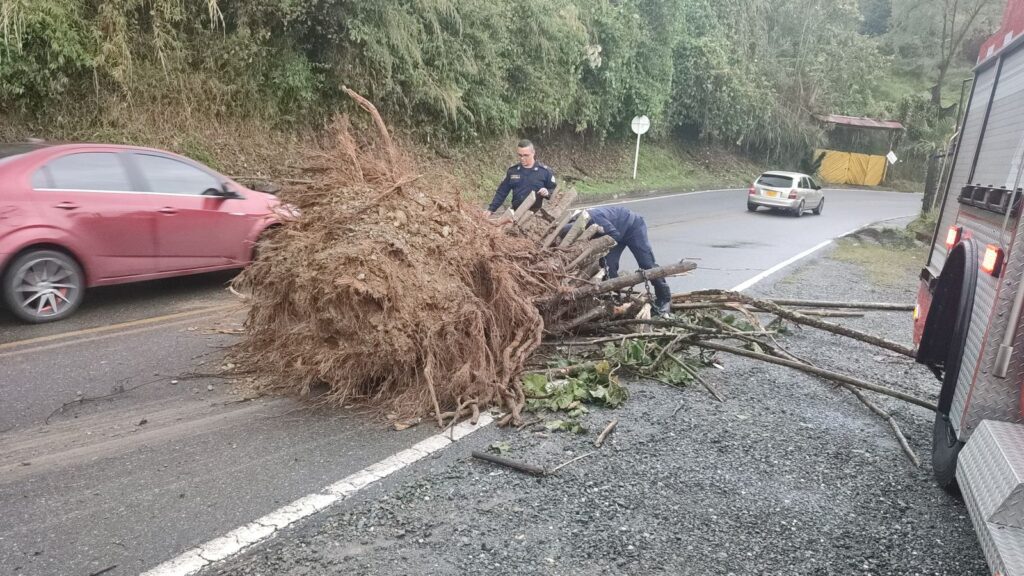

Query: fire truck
914 1 1024 573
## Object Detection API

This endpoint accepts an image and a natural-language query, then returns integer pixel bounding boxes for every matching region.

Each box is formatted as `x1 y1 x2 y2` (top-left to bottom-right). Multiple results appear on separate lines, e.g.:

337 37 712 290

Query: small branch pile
549 291 928 465
233 90 693 428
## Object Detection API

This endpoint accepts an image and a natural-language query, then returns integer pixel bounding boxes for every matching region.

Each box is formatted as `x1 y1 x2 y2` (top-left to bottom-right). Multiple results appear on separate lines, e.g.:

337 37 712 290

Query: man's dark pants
604 217 672 307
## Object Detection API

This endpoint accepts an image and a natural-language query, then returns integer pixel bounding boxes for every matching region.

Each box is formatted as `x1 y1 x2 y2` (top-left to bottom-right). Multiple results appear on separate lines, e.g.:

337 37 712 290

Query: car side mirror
203 185 242 199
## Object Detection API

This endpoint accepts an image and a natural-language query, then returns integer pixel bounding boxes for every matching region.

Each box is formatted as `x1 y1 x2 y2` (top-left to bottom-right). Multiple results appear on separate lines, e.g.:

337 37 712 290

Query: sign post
631 115 650 180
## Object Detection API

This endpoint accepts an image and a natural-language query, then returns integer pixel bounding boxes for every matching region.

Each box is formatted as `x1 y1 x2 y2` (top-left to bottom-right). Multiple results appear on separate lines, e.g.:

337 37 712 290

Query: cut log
572 223 602 247
559 211 591 247
512 191 536 222
538 260 697 307
546 187 578 218
542 211 577 248
769 299 913 311
566 235 615 271
792 309 866 318
548 305 611 334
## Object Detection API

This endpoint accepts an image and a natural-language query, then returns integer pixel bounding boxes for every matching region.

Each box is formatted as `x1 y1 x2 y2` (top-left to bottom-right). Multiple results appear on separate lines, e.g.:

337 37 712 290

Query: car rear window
757 174 795 188
41 152 134 191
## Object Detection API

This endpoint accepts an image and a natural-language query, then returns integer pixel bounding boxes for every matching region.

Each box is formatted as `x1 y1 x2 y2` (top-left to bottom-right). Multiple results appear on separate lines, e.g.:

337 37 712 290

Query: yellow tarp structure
815 149 887 186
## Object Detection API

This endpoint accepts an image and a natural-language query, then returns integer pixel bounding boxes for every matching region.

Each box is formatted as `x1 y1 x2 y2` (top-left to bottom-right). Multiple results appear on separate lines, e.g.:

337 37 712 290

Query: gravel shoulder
204 223 987 576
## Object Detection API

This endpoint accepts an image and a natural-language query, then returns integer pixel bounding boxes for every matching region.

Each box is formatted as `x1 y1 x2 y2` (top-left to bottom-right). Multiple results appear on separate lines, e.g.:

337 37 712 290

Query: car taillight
982 244 1005 276
788 190 798 199
945 225 962 249
748 186 756 195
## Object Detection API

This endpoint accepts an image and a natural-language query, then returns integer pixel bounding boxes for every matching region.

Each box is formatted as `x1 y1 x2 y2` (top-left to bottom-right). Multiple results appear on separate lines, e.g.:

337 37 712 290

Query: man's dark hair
517 139 534 150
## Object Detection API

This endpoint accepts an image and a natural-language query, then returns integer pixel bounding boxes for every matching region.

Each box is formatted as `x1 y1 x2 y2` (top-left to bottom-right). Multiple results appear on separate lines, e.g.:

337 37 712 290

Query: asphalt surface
200 222 986 576
0 187 922 575
605 188 921 292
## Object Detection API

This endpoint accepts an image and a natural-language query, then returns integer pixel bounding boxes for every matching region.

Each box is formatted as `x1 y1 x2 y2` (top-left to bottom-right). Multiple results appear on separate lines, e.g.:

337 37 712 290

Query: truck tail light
945 225 962 249
913 304 920 321
982 244 1005 276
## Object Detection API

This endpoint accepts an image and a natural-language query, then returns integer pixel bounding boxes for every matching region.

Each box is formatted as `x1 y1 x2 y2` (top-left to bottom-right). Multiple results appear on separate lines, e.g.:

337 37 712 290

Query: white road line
140 413 494 576
729 239 835 292
729 214 919 292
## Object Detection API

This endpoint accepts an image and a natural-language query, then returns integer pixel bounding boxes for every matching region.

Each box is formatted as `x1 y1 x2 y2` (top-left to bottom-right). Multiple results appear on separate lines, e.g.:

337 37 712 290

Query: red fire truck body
915 2 1024 573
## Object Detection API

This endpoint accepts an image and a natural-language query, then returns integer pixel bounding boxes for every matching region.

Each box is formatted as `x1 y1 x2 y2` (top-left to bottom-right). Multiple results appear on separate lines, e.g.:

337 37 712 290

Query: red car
0 142 280 323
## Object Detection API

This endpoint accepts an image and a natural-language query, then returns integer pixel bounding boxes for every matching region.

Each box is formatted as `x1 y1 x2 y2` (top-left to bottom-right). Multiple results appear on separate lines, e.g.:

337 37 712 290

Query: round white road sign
631 115 651 135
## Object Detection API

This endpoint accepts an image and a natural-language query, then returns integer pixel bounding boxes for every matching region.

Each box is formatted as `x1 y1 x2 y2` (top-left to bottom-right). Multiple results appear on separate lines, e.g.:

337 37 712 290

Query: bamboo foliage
0 0 951 161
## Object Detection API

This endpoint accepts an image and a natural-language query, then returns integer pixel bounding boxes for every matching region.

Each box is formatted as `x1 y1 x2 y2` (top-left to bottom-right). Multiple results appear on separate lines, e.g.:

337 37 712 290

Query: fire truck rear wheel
932 411 964 493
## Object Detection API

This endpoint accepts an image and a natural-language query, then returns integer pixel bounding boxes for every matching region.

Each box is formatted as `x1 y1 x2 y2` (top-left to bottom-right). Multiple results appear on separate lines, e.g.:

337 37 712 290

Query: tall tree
888 0 1003 105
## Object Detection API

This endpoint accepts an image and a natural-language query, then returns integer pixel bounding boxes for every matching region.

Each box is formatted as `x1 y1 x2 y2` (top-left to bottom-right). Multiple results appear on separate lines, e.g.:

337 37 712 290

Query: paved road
0 188 921 575
603 188 921 292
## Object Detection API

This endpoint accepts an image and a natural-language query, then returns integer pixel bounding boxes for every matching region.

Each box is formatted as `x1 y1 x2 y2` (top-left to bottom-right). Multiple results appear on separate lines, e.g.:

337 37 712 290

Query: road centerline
0 304 239 358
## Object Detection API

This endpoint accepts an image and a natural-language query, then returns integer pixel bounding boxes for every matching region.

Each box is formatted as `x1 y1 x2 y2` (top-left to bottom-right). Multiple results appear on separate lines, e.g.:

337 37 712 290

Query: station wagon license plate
765 190 778 198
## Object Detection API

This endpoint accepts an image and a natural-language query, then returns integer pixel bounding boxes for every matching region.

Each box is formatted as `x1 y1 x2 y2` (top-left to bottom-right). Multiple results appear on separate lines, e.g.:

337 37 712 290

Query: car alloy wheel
3 250 84 323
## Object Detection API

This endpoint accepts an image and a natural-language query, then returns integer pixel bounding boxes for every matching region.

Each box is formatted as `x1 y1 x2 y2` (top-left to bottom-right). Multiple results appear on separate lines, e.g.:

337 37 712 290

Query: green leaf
658 364 692 386
522 373 549 397
545 419 566 431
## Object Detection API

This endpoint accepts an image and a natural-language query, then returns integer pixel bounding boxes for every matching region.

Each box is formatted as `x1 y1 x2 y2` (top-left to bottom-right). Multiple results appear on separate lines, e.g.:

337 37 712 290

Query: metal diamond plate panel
959 421 1024 575
954 206 1024 437
960 421 1024 521
974 47 1024 189
933 65 999 273
952 209 1015 437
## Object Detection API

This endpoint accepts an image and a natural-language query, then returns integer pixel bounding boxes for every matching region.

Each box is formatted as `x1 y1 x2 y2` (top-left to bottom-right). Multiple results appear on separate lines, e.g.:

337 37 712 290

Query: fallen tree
232 89 693 428
232 92 930 466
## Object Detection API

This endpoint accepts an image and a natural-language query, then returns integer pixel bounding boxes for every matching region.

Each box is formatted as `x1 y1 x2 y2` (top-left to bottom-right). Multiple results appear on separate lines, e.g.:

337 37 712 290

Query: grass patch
907 210 938 242
447 136 765 207
832 236 927 288
571 144 761 199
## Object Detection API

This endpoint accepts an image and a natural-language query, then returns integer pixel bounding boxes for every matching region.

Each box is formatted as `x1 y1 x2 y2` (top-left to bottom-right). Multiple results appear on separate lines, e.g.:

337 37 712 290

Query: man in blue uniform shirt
564 206 673 315
487 139 557 215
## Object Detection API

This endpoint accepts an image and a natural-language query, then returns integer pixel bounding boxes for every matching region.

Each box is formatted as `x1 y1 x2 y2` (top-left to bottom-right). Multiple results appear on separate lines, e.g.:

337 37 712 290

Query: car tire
793 200 805 217
812 198 824 215
2 249 85 323
747 203 758 212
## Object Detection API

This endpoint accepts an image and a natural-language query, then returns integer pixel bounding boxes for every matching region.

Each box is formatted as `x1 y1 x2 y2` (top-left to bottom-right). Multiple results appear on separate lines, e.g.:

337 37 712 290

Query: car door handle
158 207 178 215
54 202 79 210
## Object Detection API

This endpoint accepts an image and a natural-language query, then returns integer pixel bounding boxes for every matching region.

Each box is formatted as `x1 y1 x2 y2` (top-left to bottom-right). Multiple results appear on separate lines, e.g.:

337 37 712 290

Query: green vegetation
452 138 764 203
0 0 1007 193
907 210 939 241
833 234 928 287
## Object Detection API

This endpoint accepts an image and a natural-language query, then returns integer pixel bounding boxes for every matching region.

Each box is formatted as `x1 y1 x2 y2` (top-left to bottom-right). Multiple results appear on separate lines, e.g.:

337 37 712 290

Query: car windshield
757 174 795 188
